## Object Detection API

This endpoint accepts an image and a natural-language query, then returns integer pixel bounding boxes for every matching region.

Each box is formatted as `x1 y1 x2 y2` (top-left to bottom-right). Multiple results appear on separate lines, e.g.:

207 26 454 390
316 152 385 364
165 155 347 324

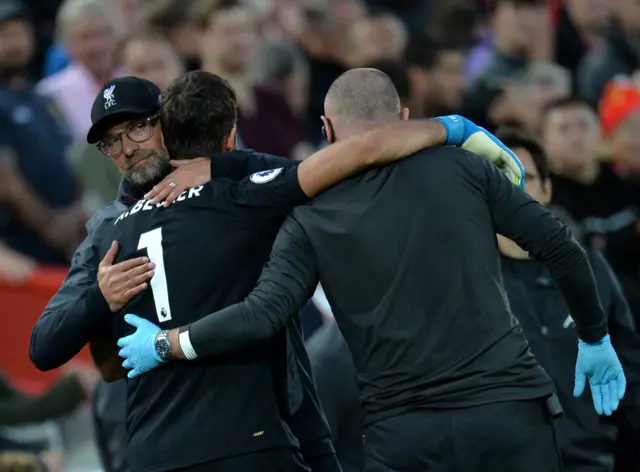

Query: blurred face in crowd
168 24 201 59
101 116 171 186
115 0 145 31
610 111 640 170
428 49 467 111
328 0 365 29
493 1 547 56
65 15 118 78
611 0 640 33
346 15 407 67
564 0 608 32
512 146 551 205
527 76 570 108
523 75 570 133
201 6 258 73
123 38 184 92
542 103 601 170
0 18 34 73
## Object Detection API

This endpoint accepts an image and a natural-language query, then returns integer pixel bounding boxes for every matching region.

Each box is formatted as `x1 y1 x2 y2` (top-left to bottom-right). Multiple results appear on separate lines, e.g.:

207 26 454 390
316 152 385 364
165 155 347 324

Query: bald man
119 69 615 471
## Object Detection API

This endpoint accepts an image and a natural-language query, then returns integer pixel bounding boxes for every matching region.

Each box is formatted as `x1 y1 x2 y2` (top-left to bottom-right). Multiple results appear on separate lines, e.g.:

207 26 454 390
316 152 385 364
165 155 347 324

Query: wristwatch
154 330 172 361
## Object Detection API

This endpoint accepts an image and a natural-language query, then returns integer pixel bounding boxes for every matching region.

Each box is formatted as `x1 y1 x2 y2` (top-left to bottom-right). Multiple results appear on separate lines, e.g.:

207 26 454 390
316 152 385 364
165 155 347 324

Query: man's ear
400 108 410 121
225 126 237 151
321 115 333 144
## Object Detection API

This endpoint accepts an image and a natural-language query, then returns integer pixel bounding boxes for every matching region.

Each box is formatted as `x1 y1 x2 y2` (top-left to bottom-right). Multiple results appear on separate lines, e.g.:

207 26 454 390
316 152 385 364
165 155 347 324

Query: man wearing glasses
30 71 525 472
30 75 343 472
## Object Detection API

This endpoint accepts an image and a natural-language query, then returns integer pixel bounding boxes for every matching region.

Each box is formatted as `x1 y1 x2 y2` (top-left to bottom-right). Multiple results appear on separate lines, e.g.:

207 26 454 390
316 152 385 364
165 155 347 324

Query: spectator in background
249 40 313 159
403 32 468 118
115 0 146 33
462 0 553 127
542 94 640 324
42 0 144 78
37 0 124 141
579 0 640 108
496 128 640 472
601 79 640 176
364 0 431 34
291 0 364 145
430 0 480 49
343 11 408 68
122 32 184 97
490 62 571 134
145 0 201 71
421 37 468 118
404 33 432 117
554 0 607 85
194 0 307 159
68 32 185 212
0 2 86 266
250 41 309 120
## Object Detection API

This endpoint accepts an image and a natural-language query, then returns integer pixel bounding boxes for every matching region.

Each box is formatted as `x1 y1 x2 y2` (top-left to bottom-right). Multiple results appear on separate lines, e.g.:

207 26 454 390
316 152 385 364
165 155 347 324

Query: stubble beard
125 150 172 188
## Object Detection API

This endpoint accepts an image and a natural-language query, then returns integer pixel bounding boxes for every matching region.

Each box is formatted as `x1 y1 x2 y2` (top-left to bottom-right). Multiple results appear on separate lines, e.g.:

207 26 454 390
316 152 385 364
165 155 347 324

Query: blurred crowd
1 0 640 470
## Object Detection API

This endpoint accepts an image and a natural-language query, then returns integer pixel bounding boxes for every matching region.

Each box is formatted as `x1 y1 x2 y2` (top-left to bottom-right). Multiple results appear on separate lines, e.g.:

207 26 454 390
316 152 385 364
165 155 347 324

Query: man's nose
122 136 140 156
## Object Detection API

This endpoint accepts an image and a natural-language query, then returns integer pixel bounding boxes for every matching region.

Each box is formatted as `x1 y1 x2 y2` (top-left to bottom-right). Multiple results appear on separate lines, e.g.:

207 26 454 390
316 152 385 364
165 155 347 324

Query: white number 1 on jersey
138 228 172 323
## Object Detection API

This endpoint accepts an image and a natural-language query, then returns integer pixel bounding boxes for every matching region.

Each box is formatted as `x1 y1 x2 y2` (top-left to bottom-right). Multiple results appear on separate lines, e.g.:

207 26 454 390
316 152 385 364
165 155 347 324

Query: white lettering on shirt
114 186 204 225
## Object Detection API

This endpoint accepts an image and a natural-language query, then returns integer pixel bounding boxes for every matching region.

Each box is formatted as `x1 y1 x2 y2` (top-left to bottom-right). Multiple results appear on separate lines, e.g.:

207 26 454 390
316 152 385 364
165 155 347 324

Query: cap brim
86 106 159 144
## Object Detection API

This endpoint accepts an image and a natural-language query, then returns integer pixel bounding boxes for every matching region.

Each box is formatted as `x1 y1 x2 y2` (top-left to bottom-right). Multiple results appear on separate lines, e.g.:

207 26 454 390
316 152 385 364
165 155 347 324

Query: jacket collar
117 179 142 204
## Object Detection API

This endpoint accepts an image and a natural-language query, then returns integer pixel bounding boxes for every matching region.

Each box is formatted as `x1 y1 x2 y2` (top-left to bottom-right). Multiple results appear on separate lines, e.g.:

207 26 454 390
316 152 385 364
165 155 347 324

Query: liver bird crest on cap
103 85 116 109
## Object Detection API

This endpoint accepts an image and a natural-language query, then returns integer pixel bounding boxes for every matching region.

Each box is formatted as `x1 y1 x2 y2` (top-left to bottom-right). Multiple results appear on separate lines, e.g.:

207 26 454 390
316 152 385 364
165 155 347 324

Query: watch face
155 333 171 360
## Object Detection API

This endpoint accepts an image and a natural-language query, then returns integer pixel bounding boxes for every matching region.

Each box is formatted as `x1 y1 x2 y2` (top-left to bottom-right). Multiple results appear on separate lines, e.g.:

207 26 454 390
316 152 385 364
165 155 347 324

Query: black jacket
29 152 337 471
501 250 640 472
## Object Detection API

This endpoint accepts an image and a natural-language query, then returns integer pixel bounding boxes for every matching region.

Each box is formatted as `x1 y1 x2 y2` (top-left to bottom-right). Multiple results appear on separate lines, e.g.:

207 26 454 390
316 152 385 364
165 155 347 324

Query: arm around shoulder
186 215 319 358
297 120 447 198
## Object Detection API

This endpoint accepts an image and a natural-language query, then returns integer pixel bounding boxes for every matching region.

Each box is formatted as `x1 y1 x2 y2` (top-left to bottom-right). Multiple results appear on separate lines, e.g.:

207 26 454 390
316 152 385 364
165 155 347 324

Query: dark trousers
173 448 311 472
364 399 563 472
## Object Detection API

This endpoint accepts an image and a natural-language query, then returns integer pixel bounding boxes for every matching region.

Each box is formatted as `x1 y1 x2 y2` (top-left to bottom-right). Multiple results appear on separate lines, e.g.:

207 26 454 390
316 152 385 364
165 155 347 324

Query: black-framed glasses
97 114 160 158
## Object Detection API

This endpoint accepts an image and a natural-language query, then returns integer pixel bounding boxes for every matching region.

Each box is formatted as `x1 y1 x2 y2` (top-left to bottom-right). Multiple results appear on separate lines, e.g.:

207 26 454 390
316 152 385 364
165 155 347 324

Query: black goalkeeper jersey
99 153 307 472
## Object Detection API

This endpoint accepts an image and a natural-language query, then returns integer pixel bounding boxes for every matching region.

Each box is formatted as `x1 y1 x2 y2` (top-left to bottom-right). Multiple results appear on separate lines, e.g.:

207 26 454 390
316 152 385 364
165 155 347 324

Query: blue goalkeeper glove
434 115 525 189
117 314 166 379
574 334 626 416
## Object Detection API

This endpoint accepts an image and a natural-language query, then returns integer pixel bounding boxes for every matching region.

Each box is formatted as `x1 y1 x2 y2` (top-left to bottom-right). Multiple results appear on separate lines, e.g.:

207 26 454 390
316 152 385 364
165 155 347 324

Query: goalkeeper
119 68 624 472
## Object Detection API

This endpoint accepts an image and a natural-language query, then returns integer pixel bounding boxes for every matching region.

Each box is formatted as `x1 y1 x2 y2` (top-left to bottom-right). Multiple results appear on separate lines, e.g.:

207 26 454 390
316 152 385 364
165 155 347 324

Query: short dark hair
405 33 435 68
160 71 237 158
364 60 411 104
494 127 550 180
146 0 197 35
404 33 466 70
542 95 595 118
428 0 479 46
